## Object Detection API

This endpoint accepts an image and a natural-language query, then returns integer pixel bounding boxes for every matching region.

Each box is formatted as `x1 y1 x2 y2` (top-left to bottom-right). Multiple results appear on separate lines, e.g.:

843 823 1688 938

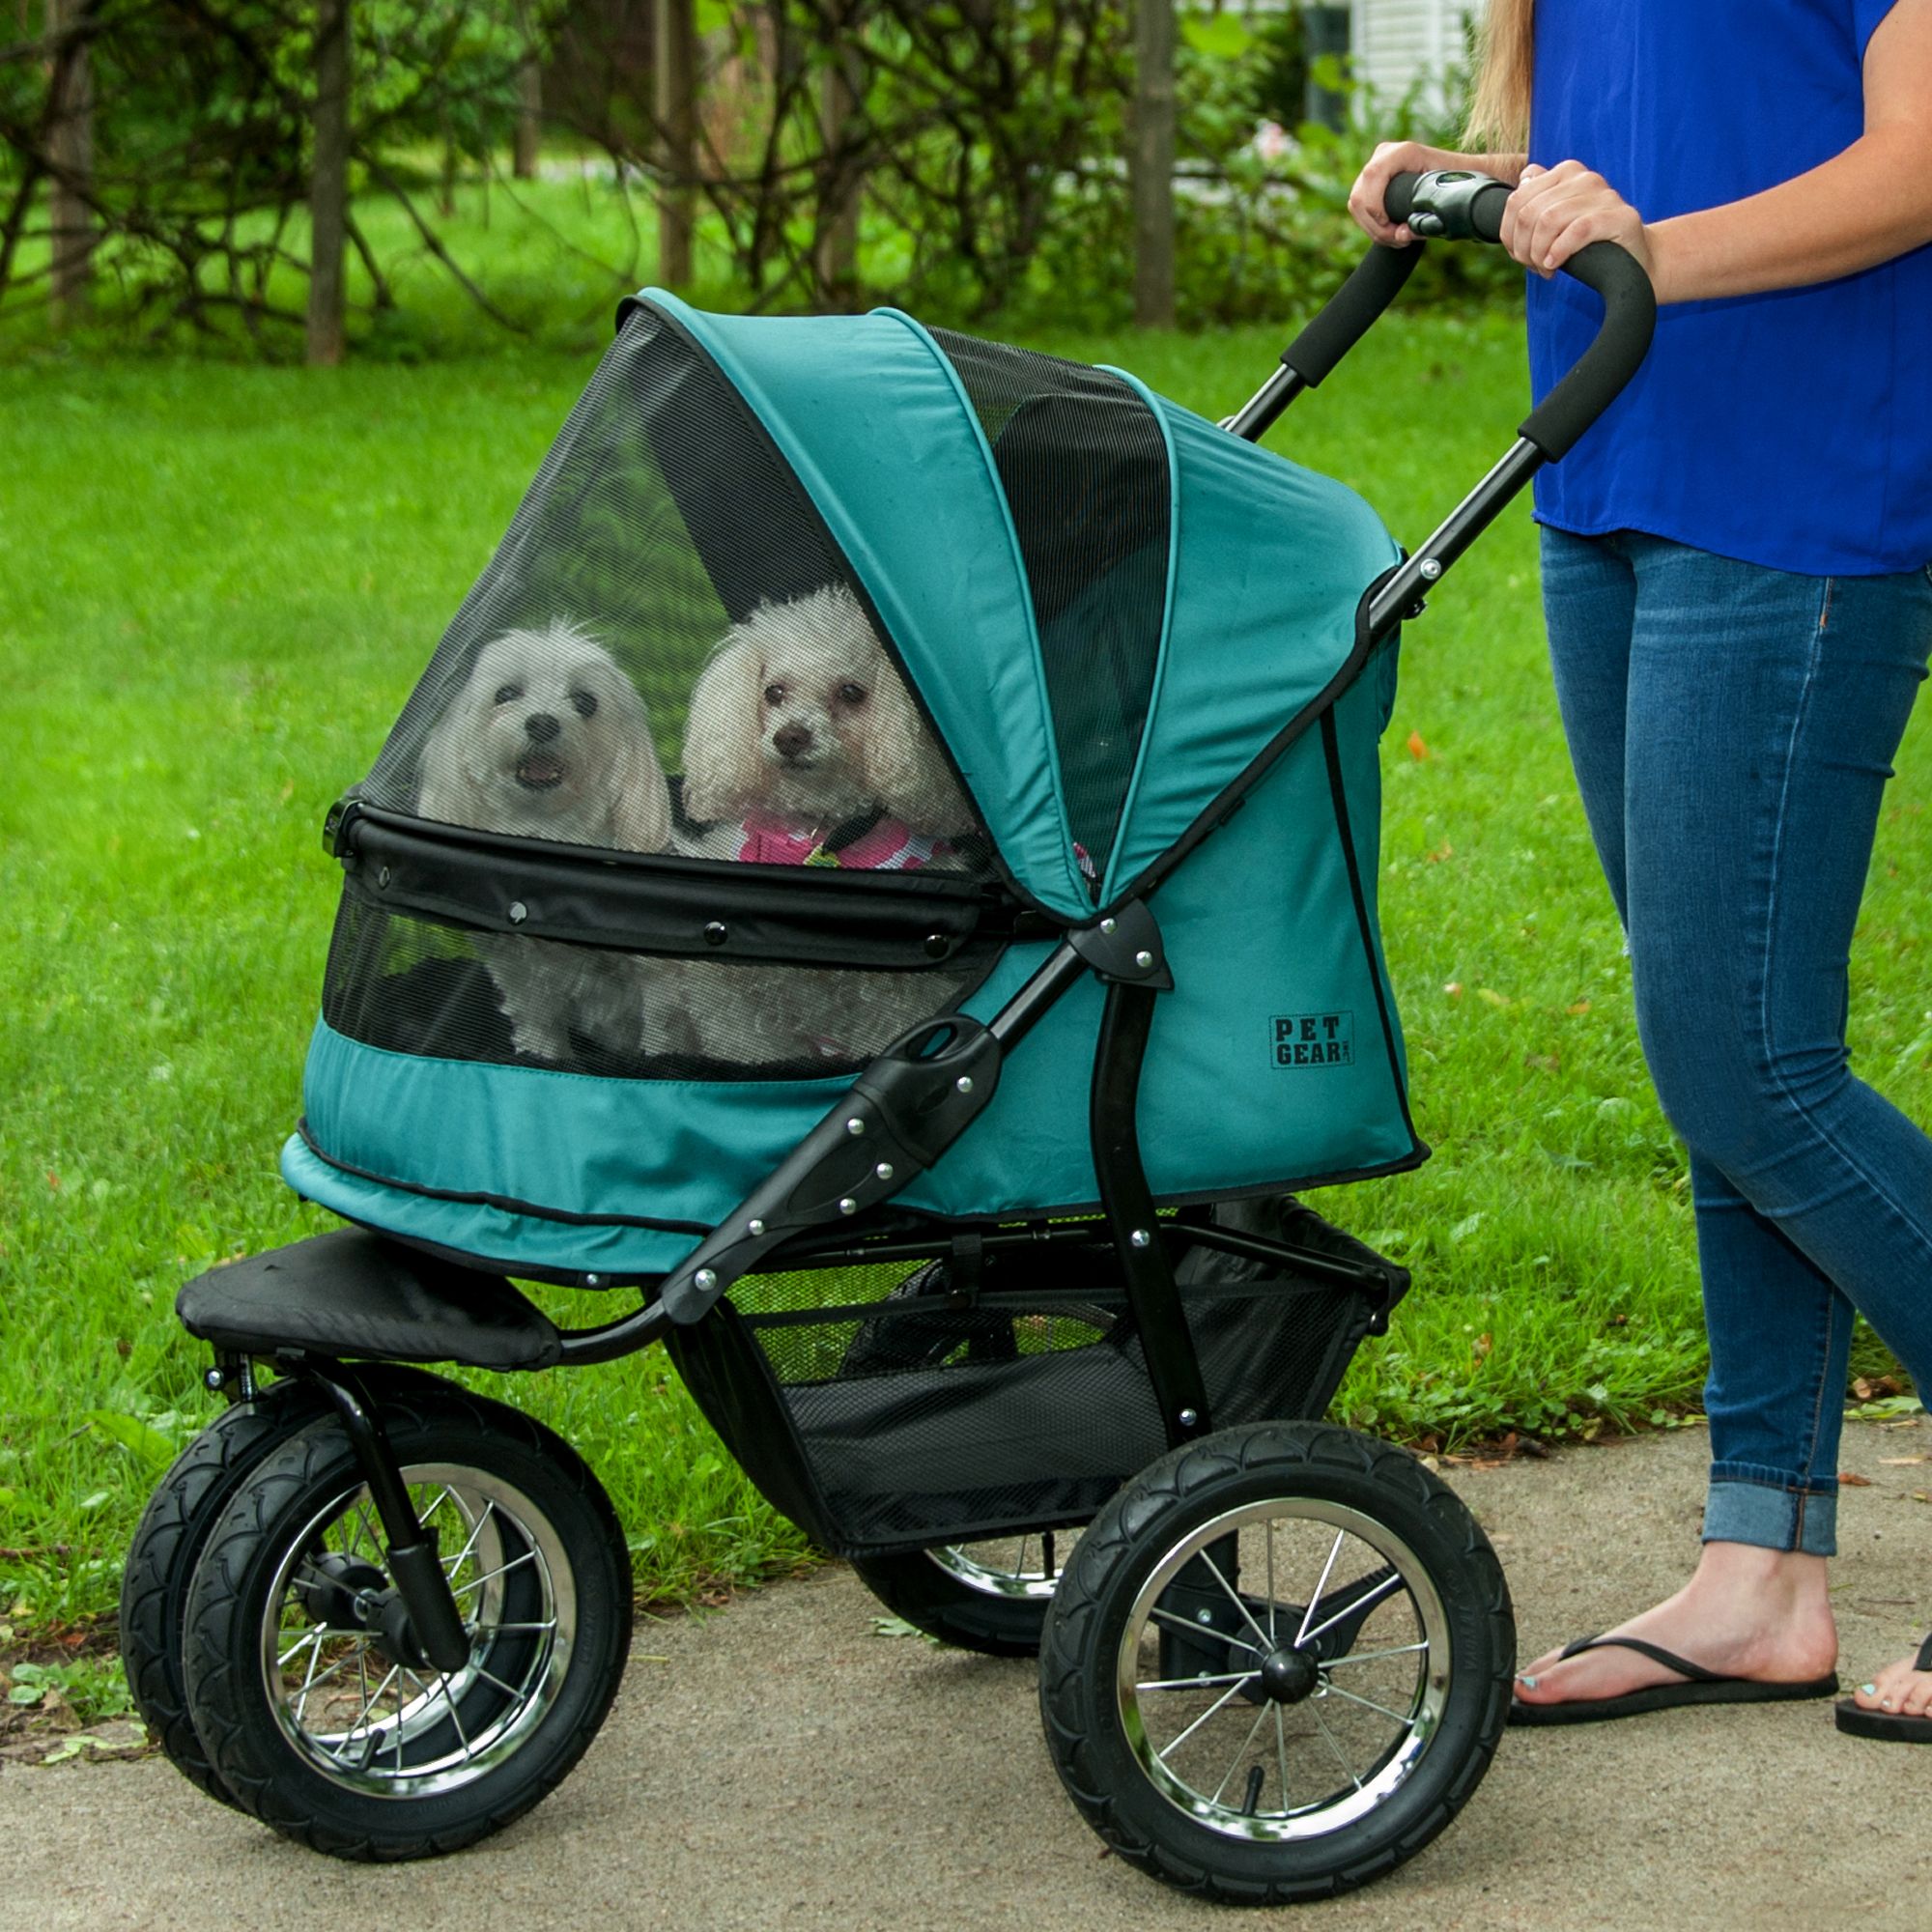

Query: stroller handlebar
1261 169 1656 464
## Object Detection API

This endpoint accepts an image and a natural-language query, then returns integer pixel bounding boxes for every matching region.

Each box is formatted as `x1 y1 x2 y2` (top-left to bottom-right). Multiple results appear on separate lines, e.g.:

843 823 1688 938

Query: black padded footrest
177 1228 561 1371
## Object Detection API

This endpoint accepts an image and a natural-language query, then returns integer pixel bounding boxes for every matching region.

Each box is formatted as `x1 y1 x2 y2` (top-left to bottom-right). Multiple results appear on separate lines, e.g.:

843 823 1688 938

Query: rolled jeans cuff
1703 1473 1837 1557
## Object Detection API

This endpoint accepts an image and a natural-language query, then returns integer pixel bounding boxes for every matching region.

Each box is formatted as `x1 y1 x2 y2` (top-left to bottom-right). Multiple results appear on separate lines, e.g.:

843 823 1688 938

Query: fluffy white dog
417 620 671 1062
673 585 980 1066
680 582 975 864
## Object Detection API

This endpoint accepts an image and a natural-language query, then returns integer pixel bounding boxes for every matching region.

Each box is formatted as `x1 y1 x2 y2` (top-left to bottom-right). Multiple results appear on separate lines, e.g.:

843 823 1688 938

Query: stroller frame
147 171 1656 1894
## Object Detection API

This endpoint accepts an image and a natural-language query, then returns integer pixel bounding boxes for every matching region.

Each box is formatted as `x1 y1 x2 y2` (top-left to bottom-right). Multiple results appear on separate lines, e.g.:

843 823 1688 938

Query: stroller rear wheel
849 1528 1083 1656
179 1383 631 1861
1037 1420 1512 1905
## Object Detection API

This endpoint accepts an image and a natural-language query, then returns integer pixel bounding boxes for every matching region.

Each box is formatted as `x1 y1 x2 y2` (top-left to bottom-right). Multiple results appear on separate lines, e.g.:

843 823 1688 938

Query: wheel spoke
1299 1571 1403 1648
1320 1679 1418 1726
452 1547 539 1597
292 1624 328 1723
1152 1677 1253 1764
1148 1605 1266 1657
1293 1530 1347 1647
1135 1668 1262 1694
1273 1702 1292 1816
470 1662 528 1700
1321 1639 1429 1671
277 1626 326 1669
1264 1518 1278 1645
1198 1549 1275 1653
1209 1700 1273 1806
446 1498 497 1576
1308 1700 1364 1794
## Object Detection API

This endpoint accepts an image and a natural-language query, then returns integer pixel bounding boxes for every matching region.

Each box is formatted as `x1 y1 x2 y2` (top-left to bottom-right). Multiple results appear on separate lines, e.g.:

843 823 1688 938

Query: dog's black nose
525 712 561 743
773 722 813 759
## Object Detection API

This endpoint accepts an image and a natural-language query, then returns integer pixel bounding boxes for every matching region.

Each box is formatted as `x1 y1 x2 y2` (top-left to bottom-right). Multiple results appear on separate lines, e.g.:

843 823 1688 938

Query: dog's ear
863 665 977 836
414 668 480 826
606 685 672 853
680 631 766 823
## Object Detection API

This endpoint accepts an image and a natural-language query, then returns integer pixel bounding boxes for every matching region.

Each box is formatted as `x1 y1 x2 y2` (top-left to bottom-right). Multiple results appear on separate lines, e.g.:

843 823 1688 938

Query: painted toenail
1882 1699 1895 1710
1517 1675 1538 1691
1861 1683 1877 1696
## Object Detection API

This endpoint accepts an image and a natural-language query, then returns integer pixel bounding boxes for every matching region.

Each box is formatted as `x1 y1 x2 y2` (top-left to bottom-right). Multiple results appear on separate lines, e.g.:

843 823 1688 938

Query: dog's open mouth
515 753 566 791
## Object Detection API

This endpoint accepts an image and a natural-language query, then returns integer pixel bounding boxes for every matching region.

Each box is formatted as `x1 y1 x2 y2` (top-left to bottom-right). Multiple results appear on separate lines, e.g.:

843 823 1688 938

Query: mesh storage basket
664 1201 1383 1557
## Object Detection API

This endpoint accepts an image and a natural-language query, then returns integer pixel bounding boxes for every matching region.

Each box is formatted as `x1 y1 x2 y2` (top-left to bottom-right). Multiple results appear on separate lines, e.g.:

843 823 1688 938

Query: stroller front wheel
179 1384 631 1861
1037 1420 1513 1904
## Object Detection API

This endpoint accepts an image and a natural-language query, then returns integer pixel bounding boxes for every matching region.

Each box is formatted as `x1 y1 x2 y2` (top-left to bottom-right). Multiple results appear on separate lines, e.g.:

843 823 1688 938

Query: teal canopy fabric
648 293 1400 919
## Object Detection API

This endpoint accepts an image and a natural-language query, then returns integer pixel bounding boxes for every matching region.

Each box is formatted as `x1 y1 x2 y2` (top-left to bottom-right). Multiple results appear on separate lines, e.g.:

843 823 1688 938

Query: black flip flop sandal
1508 1634 1839 1727
1834 1631 1932 1743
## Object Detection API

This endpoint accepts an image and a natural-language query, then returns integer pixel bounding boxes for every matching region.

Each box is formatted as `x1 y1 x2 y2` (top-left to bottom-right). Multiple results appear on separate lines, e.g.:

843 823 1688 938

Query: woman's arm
1502 0 1932 301
1348 141 1528 248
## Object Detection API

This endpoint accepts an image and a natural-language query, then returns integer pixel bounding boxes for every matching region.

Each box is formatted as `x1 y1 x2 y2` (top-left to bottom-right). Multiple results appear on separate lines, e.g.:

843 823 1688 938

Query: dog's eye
763 683 786 706
838 682 868 706
569 689 599 719
493 683 523 705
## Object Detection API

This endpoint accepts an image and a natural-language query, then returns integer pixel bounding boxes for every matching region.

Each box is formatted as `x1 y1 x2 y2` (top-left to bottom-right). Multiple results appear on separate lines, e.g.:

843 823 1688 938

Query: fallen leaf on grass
1567 1000 1592 1016
1443 980 1463 998
1838 1472 1874 1487
1425 839 1453 864
1854 1376 1905 1403
1406 731 1432 760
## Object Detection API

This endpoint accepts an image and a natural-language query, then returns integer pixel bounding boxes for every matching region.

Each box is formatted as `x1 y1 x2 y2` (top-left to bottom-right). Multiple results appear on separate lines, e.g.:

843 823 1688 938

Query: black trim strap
331 800 1037 968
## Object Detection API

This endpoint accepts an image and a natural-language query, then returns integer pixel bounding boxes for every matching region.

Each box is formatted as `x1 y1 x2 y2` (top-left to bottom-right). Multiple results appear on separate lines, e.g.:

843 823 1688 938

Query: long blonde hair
1464 0 1534 151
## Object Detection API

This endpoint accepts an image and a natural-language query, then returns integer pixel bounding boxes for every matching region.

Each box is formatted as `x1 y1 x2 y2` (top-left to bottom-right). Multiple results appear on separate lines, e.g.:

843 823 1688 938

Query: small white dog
680 583 975 866
673 585 980 1066
417 620 671 1062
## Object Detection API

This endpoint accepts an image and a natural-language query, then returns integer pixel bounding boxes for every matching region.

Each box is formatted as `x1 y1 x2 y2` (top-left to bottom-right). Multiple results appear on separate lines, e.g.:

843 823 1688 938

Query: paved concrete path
7 1421 1932 1932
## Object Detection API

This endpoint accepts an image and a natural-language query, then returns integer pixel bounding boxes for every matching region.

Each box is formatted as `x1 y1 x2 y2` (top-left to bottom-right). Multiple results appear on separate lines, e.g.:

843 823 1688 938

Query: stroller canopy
288 297 1419 1278
634 295 1398 916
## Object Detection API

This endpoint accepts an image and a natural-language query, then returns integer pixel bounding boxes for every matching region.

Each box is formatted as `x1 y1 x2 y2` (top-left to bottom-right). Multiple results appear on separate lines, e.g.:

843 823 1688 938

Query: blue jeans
1540 528 1932 1557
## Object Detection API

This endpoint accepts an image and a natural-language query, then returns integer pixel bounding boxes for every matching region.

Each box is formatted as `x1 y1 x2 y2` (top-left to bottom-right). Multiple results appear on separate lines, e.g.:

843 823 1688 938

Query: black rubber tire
848 1545 1055 1657
119 1378 337 1806
1037 1420 1514 1906
180 1384 632 1861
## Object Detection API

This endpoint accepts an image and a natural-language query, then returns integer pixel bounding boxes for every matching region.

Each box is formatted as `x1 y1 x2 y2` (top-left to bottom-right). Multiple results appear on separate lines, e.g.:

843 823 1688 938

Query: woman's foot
1513 1541 1837 1710
1844 1648 1932 1720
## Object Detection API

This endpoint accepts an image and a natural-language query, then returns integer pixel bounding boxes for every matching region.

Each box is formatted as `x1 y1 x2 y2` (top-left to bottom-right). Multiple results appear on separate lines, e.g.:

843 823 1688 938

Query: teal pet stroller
125 174 1652 1900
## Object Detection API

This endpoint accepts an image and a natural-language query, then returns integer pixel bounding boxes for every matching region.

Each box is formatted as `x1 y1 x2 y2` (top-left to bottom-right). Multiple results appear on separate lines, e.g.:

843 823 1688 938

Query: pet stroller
125 173 1652 1900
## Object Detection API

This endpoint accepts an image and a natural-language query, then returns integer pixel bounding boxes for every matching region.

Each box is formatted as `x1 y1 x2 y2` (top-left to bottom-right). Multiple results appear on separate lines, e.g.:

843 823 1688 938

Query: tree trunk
1131 0 1176 329
46 0 95 327
514 54 542 180
307 0 351 366
653 0 696 285
814 5 862 309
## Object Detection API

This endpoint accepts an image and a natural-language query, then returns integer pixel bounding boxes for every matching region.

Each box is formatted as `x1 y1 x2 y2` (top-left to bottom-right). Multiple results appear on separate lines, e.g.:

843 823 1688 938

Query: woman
1349 0 1932 1737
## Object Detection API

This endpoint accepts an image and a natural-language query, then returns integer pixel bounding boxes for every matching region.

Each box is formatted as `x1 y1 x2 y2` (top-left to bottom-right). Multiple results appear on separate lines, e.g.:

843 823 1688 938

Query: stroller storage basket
666 1209 1385 1559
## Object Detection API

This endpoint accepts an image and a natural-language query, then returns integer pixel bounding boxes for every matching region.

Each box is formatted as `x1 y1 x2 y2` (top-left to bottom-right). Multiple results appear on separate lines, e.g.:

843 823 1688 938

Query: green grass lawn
4 308 1925 1647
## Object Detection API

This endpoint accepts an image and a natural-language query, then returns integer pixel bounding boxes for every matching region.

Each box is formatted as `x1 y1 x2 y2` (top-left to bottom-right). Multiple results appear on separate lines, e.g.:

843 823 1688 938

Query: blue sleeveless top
1527 0 1932 576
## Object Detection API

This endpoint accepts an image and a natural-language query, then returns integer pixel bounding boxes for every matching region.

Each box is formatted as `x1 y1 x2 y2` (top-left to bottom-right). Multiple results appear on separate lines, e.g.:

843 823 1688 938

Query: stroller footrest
177 1229 561 1371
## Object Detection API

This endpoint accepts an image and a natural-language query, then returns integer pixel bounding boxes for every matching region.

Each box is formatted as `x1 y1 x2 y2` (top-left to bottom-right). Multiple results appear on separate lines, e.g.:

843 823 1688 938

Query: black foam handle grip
1516 240 1657 460
1387 168 1657 462
1278 242 1423 386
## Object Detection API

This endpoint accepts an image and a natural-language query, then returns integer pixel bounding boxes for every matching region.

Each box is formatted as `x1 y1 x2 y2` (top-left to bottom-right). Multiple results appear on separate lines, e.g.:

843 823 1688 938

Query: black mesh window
928 329 1170 883
322 303 994 1082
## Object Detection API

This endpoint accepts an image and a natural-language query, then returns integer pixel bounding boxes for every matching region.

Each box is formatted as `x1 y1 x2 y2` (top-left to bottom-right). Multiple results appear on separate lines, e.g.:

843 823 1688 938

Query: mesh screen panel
929 328 1170 883
696 1237 1371 1556
322 901 980 1078
326 302 995 1079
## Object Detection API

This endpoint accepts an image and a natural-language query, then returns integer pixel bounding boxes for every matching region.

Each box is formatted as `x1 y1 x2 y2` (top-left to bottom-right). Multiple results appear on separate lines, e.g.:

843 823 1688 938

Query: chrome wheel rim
260 1463 576 1799
1115 1498 1449 1842
926 1529 1079 1602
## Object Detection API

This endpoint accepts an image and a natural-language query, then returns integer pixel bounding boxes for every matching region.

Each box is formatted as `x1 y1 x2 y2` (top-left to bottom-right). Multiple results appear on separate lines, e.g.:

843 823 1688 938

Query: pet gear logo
1271 1011 1353 1070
